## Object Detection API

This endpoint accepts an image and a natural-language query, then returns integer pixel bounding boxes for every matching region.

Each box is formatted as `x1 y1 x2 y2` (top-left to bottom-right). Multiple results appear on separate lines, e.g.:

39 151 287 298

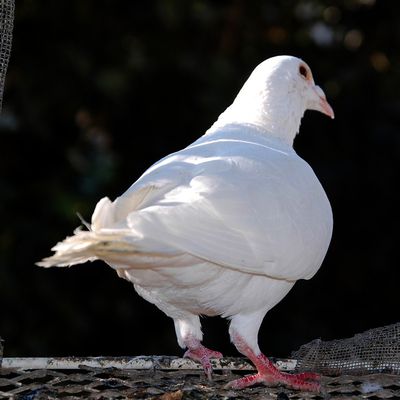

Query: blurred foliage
0 0 399 358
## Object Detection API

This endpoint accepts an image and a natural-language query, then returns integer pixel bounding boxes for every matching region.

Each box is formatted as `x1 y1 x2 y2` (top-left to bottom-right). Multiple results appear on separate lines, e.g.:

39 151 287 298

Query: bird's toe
184 345 223 380
225 371 320 392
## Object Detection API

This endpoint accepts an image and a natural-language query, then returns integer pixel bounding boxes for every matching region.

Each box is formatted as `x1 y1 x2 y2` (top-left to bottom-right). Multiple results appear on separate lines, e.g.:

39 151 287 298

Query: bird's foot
184 341 223 380
225 371 320 391
225 353 320 392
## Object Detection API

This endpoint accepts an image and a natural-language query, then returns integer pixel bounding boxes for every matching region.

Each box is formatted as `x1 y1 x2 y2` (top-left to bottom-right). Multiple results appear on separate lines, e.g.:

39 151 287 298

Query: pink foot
227 334 320 392
225 366 320 392
183 340 223 380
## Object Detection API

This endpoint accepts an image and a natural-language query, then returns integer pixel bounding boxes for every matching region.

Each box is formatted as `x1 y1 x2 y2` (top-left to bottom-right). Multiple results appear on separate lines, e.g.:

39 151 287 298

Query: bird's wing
101 138 331 280
94 139 331 281
129 174 277 277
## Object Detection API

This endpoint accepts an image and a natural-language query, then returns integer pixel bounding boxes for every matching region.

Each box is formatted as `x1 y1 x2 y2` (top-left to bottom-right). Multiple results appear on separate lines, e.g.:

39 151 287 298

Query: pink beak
312 85 335 119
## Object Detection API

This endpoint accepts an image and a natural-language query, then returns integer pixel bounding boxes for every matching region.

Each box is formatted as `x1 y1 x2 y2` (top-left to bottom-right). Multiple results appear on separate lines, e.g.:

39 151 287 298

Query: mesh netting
292 323 400 376
0 0 14 111
2 325 400 397
1 367 400 399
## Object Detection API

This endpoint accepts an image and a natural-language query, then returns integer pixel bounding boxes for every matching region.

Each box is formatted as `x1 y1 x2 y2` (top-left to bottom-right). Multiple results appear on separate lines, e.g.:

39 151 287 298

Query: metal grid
3 324 400 398
0 0 14 111
1 356 400 399
1 365 400 399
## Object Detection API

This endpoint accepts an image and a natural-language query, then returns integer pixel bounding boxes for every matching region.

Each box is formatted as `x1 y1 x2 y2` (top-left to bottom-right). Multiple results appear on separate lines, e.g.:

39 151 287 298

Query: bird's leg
174 316 222 380
227 331 320 392
183 336 223 380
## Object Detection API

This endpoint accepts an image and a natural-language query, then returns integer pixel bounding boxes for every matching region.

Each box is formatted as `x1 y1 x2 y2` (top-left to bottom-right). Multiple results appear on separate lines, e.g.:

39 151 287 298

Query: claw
226 370 320 392
184 344 223 380
228 332 321 392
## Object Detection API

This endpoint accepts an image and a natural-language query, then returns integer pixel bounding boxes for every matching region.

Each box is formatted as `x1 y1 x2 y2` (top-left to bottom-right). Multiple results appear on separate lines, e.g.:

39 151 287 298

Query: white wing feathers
39 129 332 281
86 132 332 281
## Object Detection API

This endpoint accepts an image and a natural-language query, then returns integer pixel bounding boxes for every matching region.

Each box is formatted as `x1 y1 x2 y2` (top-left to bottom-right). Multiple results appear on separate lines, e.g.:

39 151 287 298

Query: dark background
1 0 399 359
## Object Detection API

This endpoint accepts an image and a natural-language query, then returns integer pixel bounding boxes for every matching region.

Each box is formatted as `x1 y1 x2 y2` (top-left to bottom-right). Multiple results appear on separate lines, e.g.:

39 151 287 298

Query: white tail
37 196 144 268
36 227 139 268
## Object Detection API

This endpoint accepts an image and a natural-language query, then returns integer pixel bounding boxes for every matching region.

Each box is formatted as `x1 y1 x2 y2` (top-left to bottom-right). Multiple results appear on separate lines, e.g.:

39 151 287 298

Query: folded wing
94 138 332 282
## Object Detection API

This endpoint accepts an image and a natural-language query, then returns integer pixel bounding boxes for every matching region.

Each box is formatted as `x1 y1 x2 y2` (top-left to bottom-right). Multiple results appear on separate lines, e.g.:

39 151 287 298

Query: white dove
39 55 334 391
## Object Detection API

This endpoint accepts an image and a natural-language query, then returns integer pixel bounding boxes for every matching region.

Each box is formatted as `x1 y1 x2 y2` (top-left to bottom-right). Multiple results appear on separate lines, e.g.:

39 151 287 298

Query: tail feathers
37 228 138 268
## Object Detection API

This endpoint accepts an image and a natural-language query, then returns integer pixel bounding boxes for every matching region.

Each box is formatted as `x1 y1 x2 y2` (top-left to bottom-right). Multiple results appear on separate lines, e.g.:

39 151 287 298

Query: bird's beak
308 85 335 119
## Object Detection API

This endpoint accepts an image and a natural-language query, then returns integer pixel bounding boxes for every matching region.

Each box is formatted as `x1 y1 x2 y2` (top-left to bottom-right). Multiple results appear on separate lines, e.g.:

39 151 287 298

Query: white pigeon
39 55 334 391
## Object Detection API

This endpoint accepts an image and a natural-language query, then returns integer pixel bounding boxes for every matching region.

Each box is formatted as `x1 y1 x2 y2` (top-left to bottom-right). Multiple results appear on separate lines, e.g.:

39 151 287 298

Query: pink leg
183 337 223 380
226 333 320 392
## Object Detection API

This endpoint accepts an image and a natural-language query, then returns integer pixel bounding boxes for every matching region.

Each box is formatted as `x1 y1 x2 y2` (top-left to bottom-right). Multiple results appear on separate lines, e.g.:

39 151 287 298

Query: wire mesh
1 367 400 399
0 0 14 111
3 324 400 397
292 322 400 376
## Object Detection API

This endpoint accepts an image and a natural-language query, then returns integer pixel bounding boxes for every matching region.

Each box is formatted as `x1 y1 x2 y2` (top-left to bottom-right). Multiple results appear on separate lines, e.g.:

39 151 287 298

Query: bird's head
212 55 334 146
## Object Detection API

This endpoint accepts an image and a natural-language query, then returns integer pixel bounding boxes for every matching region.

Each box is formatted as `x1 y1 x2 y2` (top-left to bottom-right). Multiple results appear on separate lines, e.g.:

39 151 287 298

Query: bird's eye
299 65 308 79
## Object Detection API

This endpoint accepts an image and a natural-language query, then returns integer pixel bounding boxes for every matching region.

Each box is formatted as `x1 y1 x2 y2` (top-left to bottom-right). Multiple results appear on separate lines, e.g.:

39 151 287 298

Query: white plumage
39 55 334 391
